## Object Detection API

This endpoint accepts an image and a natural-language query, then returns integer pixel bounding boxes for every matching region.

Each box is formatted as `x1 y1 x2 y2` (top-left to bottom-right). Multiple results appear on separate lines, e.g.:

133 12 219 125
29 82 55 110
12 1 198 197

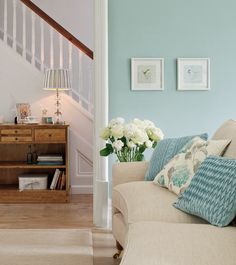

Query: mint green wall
108 0 236 138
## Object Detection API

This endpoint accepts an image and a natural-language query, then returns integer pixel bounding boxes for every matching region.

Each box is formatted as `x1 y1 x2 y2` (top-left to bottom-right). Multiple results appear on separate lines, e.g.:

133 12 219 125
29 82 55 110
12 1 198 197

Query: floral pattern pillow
153 137 231 195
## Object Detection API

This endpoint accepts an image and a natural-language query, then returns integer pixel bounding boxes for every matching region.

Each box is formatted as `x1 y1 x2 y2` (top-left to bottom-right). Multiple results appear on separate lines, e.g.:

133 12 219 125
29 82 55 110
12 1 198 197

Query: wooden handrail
20 0 93 59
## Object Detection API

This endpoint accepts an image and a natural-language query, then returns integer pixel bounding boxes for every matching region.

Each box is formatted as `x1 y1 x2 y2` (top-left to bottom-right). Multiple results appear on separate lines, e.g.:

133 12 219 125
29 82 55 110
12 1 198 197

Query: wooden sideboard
0 124 70 203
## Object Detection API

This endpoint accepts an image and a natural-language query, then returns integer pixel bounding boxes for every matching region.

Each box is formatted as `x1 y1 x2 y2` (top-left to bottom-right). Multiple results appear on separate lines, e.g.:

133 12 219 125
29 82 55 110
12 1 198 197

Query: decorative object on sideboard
100 118 164 162
50 169 66 190
37 155 64 166
26 145 38 164
41 108 53 124
177 58 210 91
42 117 53 124
19 174 48 191
32 145 38 164
27 145 33 164
24 116 39 124
131 58 164 91
43 69 72 124
0 115 4 124
16 103 31 123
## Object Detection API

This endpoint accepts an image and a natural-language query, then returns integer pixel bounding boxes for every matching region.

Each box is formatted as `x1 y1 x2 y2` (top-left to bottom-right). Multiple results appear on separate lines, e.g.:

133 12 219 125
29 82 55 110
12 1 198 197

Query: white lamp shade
43 69 71 90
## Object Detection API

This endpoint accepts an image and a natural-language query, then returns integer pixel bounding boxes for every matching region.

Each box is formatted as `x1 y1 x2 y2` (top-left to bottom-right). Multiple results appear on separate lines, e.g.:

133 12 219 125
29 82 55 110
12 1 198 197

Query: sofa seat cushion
113 181 206 225
121 222 236 265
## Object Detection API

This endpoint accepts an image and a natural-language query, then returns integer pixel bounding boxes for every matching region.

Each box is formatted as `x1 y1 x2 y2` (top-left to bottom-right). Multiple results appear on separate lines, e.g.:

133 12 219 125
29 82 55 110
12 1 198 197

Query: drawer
1 136 33 143
1 129 32 135
35 129 66 142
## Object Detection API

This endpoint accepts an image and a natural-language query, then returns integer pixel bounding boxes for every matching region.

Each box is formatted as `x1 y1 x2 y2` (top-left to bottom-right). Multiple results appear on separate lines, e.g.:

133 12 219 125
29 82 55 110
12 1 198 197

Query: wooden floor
0 194 120 265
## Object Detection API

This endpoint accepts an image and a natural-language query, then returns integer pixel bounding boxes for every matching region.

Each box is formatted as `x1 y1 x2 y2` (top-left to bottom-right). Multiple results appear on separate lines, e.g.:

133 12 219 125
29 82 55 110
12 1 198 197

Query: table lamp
43 69 71 124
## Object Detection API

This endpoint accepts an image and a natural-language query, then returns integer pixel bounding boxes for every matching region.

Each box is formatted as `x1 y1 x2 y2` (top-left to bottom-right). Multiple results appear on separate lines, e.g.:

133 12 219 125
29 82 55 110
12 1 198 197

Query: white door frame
93 0 109 227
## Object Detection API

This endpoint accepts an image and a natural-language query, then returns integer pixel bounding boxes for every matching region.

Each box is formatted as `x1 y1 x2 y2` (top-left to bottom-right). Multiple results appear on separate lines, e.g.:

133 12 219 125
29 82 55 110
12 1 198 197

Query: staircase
0 0 94 194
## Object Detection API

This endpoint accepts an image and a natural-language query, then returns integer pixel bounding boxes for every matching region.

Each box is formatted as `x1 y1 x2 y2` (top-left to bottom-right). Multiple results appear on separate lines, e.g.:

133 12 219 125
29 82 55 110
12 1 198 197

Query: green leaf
139 144 146 153
136 153 144 161
106 143 113 152
152 141 158 148
100 148 110 156
100 144 113 156
120 136 127 145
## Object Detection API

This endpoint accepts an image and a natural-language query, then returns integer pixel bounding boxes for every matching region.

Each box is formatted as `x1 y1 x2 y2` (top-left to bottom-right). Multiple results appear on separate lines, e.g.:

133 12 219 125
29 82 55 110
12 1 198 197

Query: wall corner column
93 0 109 227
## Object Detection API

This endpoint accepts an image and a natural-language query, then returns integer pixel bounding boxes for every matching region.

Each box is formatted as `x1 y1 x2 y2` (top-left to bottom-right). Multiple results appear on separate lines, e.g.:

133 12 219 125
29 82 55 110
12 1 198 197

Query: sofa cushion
174 156 236 227
121 222 236 265
154 137 230 195
212 119 236 158
113 181 206 225
144 133 208 181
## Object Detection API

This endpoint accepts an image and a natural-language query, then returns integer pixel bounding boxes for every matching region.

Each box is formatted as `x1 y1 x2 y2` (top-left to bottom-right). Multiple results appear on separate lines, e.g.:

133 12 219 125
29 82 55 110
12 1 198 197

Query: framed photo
42 117 53 124
16 103 31 123
177 58 210 91
131 58 164 91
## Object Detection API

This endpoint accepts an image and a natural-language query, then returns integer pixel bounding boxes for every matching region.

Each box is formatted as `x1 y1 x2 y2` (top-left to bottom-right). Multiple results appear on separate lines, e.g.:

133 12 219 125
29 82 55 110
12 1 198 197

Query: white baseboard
71 185 93 194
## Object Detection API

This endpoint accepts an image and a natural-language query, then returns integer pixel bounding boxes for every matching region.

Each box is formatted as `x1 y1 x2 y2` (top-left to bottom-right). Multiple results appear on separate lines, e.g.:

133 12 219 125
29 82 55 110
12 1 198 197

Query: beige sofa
112 120 236 264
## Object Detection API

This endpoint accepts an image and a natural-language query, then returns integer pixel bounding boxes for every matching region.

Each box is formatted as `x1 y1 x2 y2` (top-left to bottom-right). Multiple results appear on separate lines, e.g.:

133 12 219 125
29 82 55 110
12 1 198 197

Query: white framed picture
16 103 31 123
131 58 164 91
177 58 210 91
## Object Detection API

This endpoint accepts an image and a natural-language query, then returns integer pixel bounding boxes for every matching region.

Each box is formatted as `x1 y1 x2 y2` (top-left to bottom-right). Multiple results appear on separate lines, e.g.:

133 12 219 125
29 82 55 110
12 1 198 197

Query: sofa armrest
112 161 149 188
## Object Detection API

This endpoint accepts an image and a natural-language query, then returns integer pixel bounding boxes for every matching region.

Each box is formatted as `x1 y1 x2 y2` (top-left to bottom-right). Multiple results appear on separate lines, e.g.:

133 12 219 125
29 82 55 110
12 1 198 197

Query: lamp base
54 89 63 125
54 120 65 125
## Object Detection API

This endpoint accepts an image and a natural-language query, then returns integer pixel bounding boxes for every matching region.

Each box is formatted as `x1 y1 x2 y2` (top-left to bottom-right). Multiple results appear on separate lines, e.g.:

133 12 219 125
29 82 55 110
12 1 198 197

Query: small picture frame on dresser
16 103 31 123
42 117 53 124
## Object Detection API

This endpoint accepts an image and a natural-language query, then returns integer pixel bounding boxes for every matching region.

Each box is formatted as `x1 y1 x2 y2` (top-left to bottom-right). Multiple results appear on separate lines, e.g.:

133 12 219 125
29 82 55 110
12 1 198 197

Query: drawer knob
48 134 52 137
15 137 18 140
15 130 18 134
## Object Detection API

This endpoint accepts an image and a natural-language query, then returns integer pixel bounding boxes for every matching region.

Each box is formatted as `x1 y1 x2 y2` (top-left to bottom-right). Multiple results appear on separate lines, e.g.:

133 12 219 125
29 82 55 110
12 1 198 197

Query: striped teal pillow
174 156 236 227
144 133 208 181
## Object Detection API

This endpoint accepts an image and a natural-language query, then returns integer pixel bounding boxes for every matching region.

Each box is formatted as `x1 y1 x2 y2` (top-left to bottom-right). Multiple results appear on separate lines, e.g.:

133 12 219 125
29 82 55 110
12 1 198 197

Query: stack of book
50 169 66 190
37 155 64 166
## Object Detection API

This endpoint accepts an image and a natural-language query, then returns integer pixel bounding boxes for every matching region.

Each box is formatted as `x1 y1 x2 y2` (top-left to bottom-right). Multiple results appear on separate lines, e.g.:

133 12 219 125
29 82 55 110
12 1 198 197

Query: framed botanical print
177 58 210 91
131 58 164 91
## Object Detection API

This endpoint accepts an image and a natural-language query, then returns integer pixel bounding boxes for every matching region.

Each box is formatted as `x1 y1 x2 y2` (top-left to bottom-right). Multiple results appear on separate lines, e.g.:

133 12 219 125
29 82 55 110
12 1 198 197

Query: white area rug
0 229 93 265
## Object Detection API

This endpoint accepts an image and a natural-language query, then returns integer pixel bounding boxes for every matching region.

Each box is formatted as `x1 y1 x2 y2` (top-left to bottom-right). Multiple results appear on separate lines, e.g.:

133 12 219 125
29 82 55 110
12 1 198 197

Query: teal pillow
174 156 236 227
144 133 208 181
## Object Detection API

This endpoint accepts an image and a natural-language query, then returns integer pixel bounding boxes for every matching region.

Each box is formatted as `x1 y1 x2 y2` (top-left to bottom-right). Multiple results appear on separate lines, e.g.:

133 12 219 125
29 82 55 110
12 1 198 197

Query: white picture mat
131 58 164 90
177 58 210 90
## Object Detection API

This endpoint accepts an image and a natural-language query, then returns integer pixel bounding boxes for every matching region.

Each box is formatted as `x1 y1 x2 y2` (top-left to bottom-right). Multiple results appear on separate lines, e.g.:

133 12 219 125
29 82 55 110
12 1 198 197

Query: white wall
0 40 44 121
32 0 94 50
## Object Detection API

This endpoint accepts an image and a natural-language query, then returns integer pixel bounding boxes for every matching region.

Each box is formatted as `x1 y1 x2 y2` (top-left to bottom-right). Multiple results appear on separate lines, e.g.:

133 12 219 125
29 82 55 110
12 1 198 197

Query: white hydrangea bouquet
100 118 164 162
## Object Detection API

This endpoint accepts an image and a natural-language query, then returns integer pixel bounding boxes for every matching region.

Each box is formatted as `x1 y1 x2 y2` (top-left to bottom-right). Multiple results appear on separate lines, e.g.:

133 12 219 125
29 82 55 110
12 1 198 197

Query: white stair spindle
88 65 93 113
22 4 26 59
40 19 45 71
78 50 83 105
3 0 7 44
31 12 36 65
68 42 73 96
59 35 63 68
12 0 17 50
50 28 54 68
68 42 73 70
